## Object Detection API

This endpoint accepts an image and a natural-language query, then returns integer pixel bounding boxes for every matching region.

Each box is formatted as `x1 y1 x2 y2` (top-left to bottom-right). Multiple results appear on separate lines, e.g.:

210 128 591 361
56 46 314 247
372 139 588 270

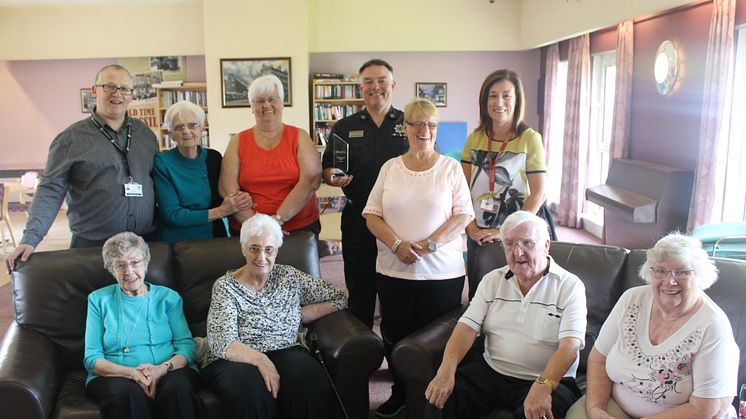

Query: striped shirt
21 111 158 246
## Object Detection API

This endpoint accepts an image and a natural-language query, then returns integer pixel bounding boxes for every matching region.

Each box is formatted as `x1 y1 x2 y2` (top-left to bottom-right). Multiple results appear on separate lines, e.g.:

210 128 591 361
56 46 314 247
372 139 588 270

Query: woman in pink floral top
568 233 739 419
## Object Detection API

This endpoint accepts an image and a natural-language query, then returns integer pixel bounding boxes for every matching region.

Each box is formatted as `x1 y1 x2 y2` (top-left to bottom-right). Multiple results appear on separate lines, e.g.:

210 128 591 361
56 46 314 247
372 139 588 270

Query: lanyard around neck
91 117 133 179
486 128 511 193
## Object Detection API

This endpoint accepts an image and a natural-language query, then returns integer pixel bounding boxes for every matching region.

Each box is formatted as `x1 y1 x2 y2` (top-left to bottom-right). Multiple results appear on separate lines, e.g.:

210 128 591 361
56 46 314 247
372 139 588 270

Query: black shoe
375 395 406 418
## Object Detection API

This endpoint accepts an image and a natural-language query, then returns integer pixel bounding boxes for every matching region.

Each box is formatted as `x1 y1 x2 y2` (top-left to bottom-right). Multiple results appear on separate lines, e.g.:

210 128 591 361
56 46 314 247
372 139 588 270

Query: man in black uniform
322 59 408 417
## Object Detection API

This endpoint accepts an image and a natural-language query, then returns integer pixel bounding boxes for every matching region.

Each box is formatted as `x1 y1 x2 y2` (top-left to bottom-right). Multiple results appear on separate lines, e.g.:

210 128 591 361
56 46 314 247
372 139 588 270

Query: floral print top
596 286 738 418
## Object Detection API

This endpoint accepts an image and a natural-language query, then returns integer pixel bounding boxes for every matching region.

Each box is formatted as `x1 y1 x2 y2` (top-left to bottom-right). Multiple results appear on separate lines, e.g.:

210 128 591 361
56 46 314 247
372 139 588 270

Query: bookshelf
311 78 363 152
156 83 209 150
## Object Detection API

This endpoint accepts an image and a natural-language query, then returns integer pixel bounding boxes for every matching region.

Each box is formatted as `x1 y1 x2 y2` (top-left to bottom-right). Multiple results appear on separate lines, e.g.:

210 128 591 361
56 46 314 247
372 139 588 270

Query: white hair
163 100 206 130
239 214 283 248
640 232 718 290
500 210 549 241
248 75 284 104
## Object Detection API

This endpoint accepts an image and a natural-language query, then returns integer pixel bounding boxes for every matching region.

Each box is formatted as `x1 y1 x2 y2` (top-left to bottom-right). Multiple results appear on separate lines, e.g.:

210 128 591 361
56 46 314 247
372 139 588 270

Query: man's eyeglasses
649 268 693 280
502 239 537 251
246 245 278 256
97 84 134 95
406 121 438 130
112 259 145 272
172 123 201 132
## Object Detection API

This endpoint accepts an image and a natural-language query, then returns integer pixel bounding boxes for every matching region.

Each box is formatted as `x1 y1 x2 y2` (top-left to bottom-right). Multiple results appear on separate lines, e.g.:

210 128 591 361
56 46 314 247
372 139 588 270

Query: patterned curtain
688 0 736 229
557 34 591 228
543 44 560 160
608 20 634 161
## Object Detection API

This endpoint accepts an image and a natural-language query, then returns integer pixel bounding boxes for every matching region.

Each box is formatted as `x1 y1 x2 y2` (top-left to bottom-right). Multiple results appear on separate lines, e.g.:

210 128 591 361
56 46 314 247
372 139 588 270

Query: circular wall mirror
654 40 678 95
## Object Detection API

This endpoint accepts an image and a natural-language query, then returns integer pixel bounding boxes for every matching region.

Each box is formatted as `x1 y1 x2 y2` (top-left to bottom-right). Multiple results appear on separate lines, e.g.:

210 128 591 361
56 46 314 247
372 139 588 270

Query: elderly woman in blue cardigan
153 100 252 243
84 232 203 419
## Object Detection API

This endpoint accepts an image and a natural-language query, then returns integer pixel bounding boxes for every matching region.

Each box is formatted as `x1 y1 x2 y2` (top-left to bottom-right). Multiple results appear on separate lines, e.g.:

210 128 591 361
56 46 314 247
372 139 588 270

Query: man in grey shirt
5 64 158 272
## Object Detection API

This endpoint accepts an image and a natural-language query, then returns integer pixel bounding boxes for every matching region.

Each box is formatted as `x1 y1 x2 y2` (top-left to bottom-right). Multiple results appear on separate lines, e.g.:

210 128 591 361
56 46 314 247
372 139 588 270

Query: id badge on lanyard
481 129 510 213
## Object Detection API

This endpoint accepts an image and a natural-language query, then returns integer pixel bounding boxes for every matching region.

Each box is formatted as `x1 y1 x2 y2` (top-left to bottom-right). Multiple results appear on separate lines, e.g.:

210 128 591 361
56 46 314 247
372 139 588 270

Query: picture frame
220 57 292 108
80 88 96 113
415 82 447 107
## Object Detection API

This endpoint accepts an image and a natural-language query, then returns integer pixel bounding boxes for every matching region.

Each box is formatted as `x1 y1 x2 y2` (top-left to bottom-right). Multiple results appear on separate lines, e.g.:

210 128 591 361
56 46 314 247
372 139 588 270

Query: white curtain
688 0 736 229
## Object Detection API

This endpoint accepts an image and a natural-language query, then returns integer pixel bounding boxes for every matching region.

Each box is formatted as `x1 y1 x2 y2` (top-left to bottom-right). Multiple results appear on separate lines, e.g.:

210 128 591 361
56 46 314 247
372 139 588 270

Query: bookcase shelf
310 79 363 150
156 83 209 150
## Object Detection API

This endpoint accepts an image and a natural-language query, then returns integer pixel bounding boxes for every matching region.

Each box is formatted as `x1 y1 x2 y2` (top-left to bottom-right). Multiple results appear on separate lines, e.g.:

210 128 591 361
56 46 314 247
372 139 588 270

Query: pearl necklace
118 287 149 354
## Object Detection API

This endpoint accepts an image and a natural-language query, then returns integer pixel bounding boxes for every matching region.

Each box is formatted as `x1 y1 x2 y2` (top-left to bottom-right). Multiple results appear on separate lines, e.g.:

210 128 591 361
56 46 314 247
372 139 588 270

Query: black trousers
424 356 581 419
86 367 203 419
377 274 464 399
71 231 156 249
200 346 331 419
340 206 379 328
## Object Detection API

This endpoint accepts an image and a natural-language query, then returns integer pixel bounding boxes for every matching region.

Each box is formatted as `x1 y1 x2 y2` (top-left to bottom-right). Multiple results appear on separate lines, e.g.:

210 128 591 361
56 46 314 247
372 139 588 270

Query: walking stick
309 333 351 419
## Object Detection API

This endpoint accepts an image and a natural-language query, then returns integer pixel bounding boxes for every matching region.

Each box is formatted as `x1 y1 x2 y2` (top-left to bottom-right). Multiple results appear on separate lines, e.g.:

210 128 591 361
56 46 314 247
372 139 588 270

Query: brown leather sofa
393 241 746 419
0 232 384 419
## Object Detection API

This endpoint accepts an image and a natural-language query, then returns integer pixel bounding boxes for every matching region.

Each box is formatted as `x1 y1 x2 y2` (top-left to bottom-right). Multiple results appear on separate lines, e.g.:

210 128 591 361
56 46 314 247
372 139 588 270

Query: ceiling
0 0 193 5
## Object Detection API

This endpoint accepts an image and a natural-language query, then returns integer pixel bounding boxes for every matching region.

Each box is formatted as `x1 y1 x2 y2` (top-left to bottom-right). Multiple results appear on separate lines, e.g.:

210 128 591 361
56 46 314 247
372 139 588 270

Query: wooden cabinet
156 83 209 150
310 79 363 151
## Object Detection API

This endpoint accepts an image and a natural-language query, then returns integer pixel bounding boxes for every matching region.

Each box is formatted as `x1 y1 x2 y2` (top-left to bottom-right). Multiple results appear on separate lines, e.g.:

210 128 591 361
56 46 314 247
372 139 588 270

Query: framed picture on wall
220 57 292 108
80 88 96 113
415 82 447 107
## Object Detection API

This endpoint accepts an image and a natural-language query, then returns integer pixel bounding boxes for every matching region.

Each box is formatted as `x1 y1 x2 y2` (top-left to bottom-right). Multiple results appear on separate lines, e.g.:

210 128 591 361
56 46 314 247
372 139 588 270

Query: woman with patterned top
201 213 347 419
567 233 739 419
461 69 555 298
84 232 202 419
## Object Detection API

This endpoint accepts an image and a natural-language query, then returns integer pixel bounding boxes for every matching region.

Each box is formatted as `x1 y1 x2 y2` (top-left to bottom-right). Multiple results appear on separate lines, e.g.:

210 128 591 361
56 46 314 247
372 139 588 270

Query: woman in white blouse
200 213 347 419
362 98 474 415
567 233 739 419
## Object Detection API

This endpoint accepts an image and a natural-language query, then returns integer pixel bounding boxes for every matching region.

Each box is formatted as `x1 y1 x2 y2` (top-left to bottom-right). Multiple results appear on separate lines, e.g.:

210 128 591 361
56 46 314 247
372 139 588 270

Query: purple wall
628 2 712 171
309 51 542 134
0 56 206 169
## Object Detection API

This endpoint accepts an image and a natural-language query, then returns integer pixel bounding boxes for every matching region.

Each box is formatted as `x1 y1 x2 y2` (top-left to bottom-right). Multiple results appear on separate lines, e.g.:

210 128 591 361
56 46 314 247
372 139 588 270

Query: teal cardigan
83 283 196 385
153 146 226 243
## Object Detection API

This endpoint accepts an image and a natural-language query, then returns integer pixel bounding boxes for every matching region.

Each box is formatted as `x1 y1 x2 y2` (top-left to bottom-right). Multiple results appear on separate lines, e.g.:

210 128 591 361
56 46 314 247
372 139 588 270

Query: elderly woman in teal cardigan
84 232 203 419
153 100 252 243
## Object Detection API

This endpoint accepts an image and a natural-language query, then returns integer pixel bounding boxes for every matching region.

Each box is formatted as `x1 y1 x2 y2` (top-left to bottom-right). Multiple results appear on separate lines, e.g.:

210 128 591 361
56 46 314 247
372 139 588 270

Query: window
583 51 616 230
721 26 746 221
545 60 568 207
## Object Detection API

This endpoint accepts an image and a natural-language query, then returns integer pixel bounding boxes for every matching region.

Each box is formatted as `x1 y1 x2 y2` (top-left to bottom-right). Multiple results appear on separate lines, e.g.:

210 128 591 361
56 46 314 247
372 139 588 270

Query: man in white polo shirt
424 210 586 419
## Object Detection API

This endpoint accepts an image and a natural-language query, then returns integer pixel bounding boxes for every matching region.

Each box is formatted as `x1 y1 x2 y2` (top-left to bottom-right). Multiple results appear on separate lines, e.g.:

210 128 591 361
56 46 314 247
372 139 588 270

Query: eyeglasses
113 259 145 272
502 239 537 251
252 96 280 106
362 77 391 87
172 123 201 132
649 268 693 280
97 84 134 95
406 121 438 130
246 245 278 256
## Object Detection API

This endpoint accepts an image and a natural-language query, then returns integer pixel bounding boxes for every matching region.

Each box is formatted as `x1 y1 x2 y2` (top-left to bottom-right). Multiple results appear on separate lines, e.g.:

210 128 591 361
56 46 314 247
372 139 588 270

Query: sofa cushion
172 232 320 337
12 242 175 368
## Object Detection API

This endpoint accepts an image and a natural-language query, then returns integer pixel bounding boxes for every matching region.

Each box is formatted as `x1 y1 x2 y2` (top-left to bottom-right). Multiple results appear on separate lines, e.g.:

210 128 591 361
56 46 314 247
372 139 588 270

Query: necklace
118 290 149 354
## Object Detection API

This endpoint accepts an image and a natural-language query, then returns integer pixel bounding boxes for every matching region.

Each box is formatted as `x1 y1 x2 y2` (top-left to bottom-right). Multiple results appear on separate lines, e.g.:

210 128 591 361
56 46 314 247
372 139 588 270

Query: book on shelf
153 80 184 88
316 129 328 147
314 72 344 79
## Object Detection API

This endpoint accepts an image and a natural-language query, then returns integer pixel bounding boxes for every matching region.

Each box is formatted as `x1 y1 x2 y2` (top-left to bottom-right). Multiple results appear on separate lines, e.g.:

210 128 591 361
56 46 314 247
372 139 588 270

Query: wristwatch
163 361 174 372
535 375 555 389
272 214 284 225
427 239 438 253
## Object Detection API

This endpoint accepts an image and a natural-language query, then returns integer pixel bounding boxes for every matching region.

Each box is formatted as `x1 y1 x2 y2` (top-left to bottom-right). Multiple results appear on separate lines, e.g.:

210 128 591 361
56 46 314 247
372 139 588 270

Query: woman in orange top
220 75 322 236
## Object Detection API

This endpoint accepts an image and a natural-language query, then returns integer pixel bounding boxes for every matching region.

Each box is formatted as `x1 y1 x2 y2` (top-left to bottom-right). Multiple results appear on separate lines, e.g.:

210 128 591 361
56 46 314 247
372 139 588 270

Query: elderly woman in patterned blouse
200 213 347 419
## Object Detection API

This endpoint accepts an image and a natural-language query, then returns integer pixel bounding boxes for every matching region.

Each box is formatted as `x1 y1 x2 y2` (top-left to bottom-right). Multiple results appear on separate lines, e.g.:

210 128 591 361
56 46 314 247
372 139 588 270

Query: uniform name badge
348 130 364 138
480 196 497 213
124 180 143 197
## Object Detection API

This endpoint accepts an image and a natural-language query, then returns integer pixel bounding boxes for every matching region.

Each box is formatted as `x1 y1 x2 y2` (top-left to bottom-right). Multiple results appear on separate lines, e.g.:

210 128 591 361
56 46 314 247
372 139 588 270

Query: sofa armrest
0 322 63 419
392 304 467 419
307 310 384 419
